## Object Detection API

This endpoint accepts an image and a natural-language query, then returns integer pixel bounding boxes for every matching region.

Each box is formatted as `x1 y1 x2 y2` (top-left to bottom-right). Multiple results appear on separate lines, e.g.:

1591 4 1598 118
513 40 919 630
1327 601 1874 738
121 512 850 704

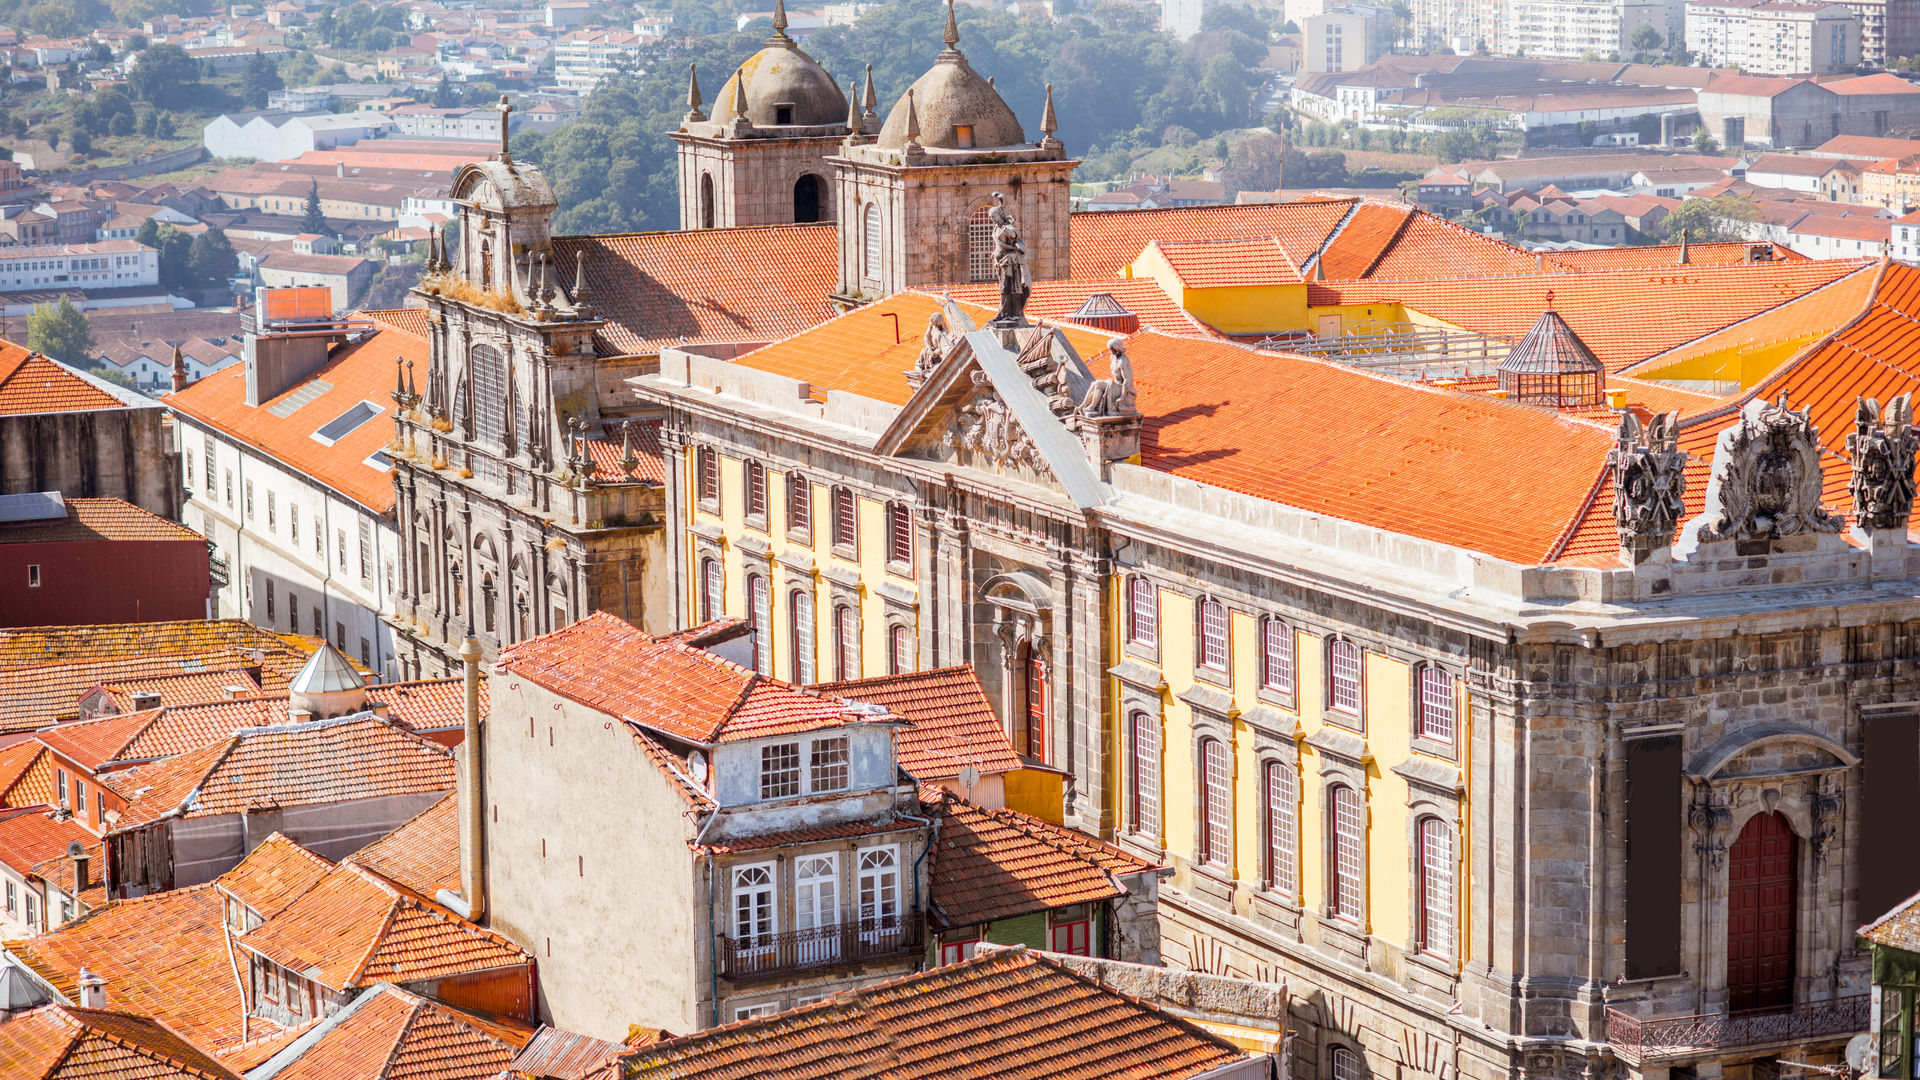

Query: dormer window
757 734 855 801
954 124 973 148
760 742 801 799
775 104 794 125
810 737 849 793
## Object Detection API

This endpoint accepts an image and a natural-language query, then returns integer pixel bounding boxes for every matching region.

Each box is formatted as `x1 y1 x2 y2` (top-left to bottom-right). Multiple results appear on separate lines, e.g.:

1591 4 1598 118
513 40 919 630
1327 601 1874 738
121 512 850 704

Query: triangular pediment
874 303 1108 509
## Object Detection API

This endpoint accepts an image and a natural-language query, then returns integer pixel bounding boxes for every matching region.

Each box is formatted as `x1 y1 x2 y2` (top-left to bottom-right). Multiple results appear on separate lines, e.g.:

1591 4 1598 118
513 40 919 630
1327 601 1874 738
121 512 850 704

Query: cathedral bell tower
670 0 853 230
828 0 1075 308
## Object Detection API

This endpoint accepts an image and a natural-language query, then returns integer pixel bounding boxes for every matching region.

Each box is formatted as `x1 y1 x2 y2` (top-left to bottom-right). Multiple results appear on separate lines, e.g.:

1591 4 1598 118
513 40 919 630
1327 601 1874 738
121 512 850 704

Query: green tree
1693 128 1720 153
187 229 238 286
301 179 327 232
139 223 197 289
1630 23 1664 57
69 128 91 155
129 44 204 109
1661 194 1761 242
44 128 59 151
241 50 284 108
109 112 133 136
135 218 160 247
28 298 94 366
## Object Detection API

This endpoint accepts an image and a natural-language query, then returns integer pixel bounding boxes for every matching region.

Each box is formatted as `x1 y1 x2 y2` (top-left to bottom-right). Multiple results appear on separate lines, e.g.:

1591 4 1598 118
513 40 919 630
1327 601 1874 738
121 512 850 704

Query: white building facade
0 241 157 293
1687 0 1861 73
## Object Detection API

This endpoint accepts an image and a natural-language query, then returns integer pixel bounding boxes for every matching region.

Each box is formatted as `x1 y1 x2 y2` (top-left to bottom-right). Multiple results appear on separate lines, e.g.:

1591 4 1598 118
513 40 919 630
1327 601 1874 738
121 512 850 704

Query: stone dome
712 35 847 129
876 0 1025 151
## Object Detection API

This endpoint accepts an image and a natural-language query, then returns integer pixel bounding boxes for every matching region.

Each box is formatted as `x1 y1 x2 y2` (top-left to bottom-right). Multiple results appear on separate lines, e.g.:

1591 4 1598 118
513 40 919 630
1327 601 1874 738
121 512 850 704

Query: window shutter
1624 735 1683 978
1864 711 1920 920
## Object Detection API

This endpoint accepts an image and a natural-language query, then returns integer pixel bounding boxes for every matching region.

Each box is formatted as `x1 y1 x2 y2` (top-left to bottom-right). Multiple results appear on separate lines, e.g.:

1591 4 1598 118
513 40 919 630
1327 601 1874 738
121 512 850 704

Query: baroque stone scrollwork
1609 410 1687 553
1847 393 1918 531
1809 776 1841 863
1696 395 1841 543
1079 337 1138 419
944 372 1050 477
1689 787 1733 868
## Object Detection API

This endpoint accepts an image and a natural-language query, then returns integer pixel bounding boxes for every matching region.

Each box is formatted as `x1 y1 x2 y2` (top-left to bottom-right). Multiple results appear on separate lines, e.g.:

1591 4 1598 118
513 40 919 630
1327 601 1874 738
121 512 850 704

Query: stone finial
771 0 791 41
170 343 187 394
685 63 706 123
728 71 752 137
844 79 861 136
619 420 639 478
1040 82 1058 146
496 93 513 162
903 87 922 149
405 359 417 407
1609 410 1687 561
1848 393 1918 532
1693 394 1841 543
862 63 878 125
572 247 594 320
392 353 407 406
941 0 960 52
1677 227 1690 265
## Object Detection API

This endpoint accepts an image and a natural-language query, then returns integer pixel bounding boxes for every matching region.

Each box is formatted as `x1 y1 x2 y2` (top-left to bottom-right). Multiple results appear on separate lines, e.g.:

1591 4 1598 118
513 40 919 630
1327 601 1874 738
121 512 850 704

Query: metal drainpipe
459 635 486 920
899 800 936 971
695 806 722 1029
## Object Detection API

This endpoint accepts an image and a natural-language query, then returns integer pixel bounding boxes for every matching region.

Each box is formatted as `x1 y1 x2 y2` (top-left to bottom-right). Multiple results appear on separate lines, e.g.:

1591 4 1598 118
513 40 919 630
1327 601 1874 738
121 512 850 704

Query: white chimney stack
76 968 104 1009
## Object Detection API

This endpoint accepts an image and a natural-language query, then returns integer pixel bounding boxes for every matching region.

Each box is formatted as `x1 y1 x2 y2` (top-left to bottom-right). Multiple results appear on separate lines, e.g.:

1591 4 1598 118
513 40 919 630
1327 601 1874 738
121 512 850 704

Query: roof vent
1497 303 1606 409
1068 292 1140 335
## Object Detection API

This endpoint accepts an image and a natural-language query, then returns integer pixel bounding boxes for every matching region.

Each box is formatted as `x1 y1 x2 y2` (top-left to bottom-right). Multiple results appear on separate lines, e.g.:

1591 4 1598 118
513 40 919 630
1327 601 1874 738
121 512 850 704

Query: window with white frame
886 502 911 566
1198 599 1227 671
835 604 858 680
1130 711 1159 837
1332 1046 1363 1080
1328 639 1362 719
1265 761 1296 897
831 488 857 551
787 472 811 539
759 743 801 799
1418 666 1456 746
700 558 723 623
732 864 776 948
1128 576 1157 647
858 847 900 935
794 853 838 943
863 203 882 281
890 625 913 675
734 1002 779 1020
1418 816 1454 957
1261 618 1294 695
790 590 815 683
745 460 767 523
809 736 850 793
748 574 770 673
1331 784 1364 920
1200 738 1231 865
696 447 719 505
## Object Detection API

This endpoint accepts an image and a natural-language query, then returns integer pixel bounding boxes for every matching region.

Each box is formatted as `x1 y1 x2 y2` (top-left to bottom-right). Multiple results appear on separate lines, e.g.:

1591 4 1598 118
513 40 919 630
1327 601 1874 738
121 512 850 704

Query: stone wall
0 406 179 519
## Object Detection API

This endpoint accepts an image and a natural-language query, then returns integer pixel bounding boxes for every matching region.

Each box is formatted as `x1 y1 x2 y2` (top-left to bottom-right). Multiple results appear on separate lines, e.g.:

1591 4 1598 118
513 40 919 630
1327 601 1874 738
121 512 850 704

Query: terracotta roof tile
8 884 275 1051
0 656 284 734
1861 887 1920 952
109 714 454 829
1546 241 1804 271
550 226 841 356
214 832 332 920
237 862 531 991
345 791 458 897
98 669 262 714
1623 262 1878 380
1149 236 1302 287
0 498 203 545
0 740 47 799
0 808 90 876
508 1026 628 1080
938 279 1218 338
928 794 1159 929
1359 210 1541 280
29 836 105 910
0 619 319 673
811 667 1022 781
619 948 1247 1080
698 816 917 855
1066 200 1356 280
164 319 423 513
580 419 666 485
366 307 428 337
265 984 534 1080
0 748 60 809
0 349 130 415
0 1004 244 1079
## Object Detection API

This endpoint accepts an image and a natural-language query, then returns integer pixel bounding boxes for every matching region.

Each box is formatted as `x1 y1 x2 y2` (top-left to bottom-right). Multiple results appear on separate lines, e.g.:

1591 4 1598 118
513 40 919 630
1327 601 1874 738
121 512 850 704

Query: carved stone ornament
1689 788 1733 868
911 310 957 388
1079 337 1138 419
943 372 1050 477
1847 393 1919 531
1696 395 1842 543
989 192 1031 328
1609 410 1687 551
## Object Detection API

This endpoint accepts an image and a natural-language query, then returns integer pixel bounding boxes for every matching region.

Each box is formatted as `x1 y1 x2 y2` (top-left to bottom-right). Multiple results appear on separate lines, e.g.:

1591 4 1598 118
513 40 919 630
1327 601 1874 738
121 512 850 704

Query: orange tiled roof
1860 888 1920 952
1066 199 1356 280
618 948 1247 1080
0 747 60 809
927 793 1160 929
165 319 422 513
8 884 275 1051
1306 259 1873 372
0 347 132 415
0 497 203 545
1126 331 1615 564
346 791 457 897
214 831 332 921
0 739 47 799
579 418 666 485
110 715 454 828
1544 241 1805 271
0 807 92 874
369 677 481 733
551 225 841 357
99 668 262 713
496 611 873 745
366 307 429 338
0 656 282 734
938 279 1218 338
1622 261 1879 380
237 862 531 991
1149 236 1302 287
508 1026 628 1080
29 836 104 910
811 666 1022 781
0 1004 244 1080
263 983 534 1080
0 619 317 672
1332 203 1540 281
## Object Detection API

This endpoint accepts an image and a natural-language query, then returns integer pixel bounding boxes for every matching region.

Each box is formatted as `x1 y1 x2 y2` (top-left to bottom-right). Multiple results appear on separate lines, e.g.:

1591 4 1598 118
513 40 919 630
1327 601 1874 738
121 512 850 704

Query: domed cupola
876 0 1026 152
709 0 848 132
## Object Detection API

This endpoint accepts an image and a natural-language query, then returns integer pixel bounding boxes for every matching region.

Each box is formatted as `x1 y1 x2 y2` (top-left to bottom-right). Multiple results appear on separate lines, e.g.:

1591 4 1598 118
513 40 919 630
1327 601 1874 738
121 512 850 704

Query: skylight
312 401 383 446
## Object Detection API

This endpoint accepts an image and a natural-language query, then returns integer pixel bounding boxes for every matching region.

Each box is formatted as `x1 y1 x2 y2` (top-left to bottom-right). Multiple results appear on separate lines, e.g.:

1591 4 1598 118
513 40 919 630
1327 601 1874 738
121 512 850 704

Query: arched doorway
793 174 822 223
1728 811 1796 1012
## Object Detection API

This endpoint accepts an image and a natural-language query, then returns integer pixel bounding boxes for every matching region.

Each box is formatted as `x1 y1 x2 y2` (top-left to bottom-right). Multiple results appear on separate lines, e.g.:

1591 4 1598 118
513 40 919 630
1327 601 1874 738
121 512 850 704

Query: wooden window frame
1199 737 1231 867
1264 759 1297 899
1417 815 1455 959
744 460 768 529
1129 710 1159 840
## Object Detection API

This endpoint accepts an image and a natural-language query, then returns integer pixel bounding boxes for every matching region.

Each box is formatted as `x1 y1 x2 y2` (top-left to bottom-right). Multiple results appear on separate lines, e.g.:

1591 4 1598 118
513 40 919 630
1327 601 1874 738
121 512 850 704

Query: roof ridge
43 1008 90 1080
1543 457 1616 563
1300 198 1362 274
374 990 428 1080
0 745 45 805
1743 260 1891 405
347 871 408 988
1357 203 1420 280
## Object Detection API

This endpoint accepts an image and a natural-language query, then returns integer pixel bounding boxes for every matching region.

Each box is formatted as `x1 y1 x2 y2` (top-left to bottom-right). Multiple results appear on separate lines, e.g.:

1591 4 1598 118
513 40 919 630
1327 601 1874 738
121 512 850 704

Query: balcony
1606 996 1870 1064
717 916 922 982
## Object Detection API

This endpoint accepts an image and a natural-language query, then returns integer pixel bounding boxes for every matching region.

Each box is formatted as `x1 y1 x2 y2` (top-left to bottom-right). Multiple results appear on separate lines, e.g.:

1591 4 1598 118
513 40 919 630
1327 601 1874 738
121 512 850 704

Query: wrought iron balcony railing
1606 996 1869 1064
717 915 922 981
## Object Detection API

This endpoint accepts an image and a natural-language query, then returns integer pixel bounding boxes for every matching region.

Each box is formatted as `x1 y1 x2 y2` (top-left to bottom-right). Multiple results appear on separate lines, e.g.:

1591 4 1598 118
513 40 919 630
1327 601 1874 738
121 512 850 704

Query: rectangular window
835 605 858 680
810 736 850 793
56 770 66 803
26 564 38 588
1202 739 1231 864
1329 640 1362 718
732 864 775 948
760 742 801 799
749 575 771 674
746 460 767 522
337 530 347 570
1419 817 1455 957
1131 712 1158 837
886 503 911 566
1049 905 1092 956
314 518 322 556
358 520 373 582
267 588 275 622
203 444 214 496
790 590 815 684
787 473 811 538
290 506 299 545
266 491 275 532
334 621 345 649
417 542 429 594
858 847 900 936
832 488 856 551
312 607 322 639
1128 577 1157 647
1266 761 1296 896
696 447 718 504
360 638 371 667
940 927 980 966
5 880 13 915
1332 785 1364 920
74 783 84 814
734 1003 778 1021
225 469 233 507
1419 667 1456 745
1199 599 1227 670
1262 619 1294 694
245 479 254 519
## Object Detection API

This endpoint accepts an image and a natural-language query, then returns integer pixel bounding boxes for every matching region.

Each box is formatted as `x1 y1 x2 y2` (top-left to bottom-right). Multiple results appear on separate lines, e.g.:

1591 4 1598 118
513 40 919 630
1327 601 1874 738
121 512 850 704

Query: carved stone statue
1608 410 1687 555
989 192 1030 327
912 310 954 387
1079 338 1138 418
1695 395 1841 543
1848 393 1919 531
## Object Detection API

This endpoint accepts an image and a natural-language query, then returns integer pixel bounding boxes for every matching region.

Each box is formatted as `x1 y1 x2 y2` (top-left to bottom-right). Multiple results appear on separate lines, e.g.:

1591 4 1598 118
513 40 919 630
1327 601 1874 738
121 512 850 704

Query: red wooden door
1727 811 1797 1012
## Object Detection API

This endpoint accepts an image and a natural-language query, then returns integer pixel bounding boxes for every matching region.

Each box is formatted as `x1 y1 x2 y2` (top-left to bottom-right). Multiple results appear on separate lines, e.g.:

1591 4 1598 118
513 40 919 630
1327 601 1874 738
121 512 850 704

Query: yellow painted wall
1626 334 1822 389
1180 284 1310 336
1364 652 1412 942
1005 767 1067 824
1158 590 1201 863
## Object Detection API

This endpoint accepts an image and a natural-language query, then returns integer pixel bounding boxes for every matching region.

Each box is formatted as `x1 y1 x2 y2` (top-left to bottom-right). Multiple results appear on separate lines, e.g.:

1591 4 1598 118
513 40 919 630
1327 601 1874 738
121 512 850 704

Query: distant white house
202 112 393 162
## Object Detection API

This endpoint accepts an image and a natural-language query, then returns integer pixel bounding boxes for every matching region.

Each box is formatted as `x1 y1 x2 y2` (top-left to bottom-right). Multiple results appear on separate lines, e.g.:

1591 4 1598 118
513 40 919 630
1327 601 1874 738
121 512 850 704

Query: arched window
967 203 995 282
1265 761 1296 896
835 604 858 680
789 590 815 683
1198 598 1227 670
469 344 507 447
1418 666 1456 746
1330 784 1364 920
699 173 715 230
1129 711 1158 837
1200 738 1231 864
1417 816 1454 957
889 625 913 675
862 204 882 281
794 174 822 223
1017 642 1047 759
748 574 770 673
1127 576 1157 647
1332 1047 1363 1080
699 557 723 622
1260 617 1294 694
1328 638 1362 720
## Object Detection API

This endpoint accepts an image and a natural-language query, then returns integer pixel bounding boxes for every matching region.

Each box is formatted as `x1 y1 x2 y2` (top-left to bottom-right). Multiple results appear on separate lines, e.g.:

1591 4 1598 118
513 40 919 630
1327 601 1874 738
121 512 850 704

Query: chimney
169 344 187 394
129 691 161 711
70 842 89 893
76 968 104 1009
458 636 486 921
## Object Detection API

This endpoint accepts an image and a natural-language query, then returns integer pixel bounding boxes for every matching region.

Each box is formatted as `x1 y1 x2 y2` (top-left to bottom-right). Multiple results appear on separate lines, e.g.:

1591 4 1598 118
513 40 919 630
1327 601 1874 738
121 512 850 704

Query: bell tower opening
795 174 823 223
700 174 715 230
